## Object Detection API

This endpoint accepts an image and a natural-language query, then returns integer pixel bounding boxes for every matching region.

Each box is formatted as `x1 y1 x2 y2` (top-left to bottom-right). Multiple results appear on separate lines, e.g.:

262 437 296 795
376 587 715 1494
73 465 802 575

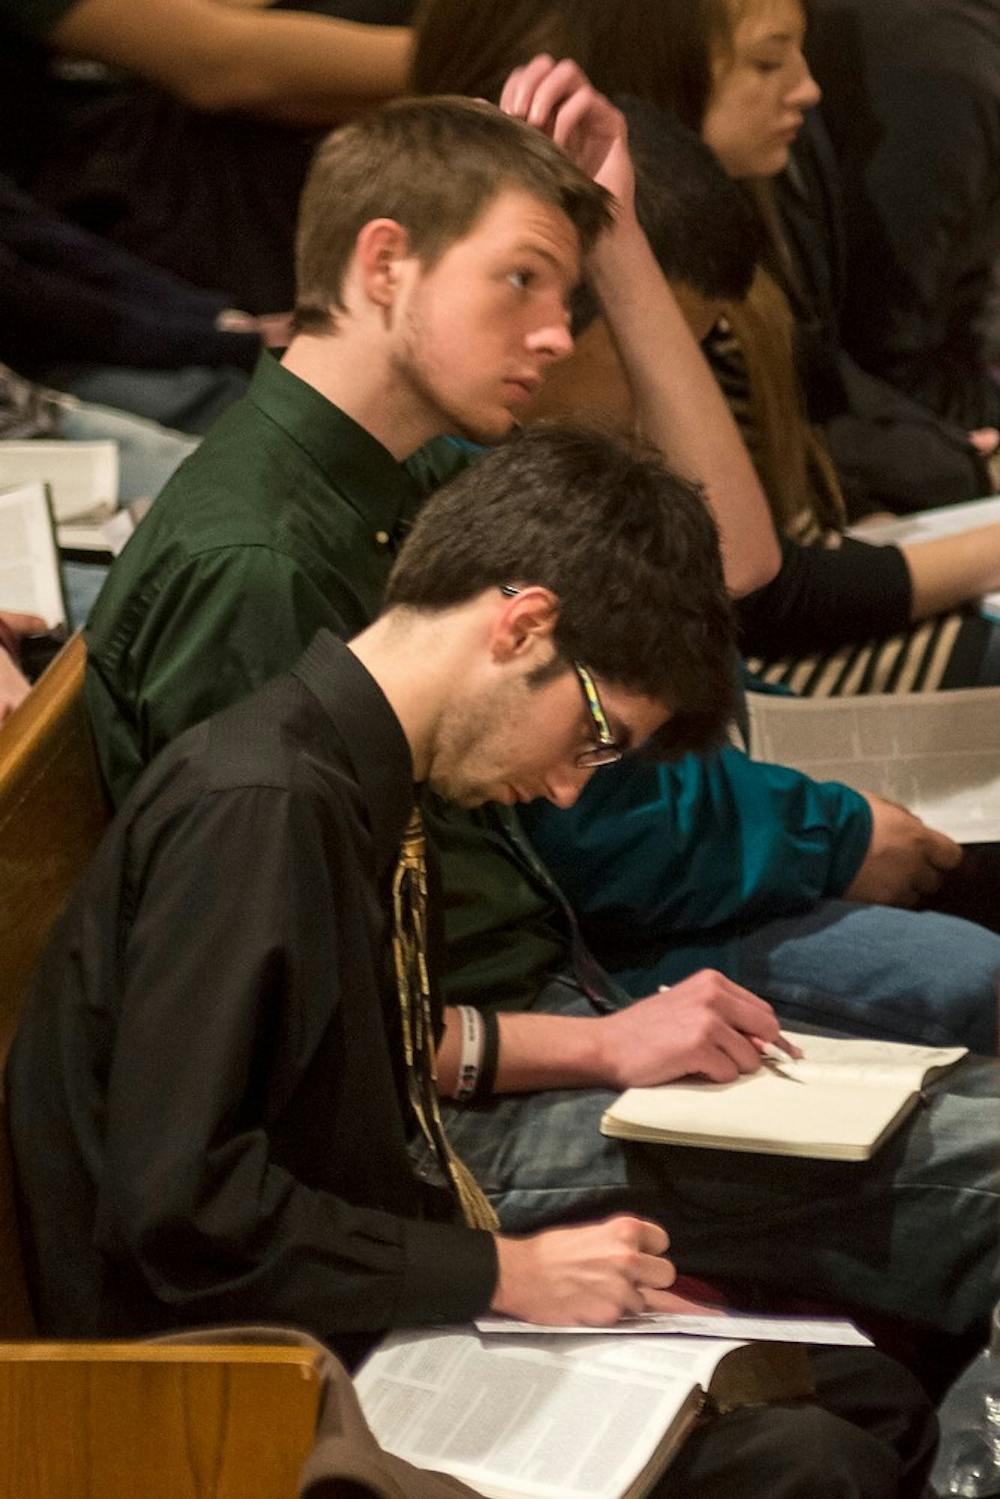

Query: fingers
924 828 962 873
499 54 560 121
633 1253 677 1292
640 1286 713 1315
500 54 619 146
604 1216 676 1299
619 971 784 1085
0 610 47 634
617 1214 669 1257
678 971 785 1055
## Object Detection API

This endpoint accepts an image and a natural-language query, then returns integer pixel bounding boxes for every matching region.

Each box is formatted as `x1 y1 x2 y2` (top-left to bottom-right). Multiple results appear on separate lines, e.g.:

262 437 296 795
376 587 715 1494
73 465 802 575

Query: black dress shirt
6 631 497 1358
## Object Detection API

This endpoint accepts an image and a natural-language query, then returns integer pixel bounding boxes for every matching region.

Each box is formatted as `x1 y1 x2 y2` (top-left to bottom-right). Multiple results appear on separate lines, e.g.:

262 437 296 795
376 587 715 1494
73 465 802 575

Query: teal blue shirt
520 745 872 992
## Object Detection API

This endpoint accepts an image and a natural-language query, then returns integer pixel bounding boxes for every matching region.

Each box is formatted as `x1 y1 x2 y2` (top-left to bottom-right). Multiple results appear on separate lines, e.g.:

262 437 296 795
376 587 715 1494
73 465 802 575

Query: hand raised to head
499 54 634 213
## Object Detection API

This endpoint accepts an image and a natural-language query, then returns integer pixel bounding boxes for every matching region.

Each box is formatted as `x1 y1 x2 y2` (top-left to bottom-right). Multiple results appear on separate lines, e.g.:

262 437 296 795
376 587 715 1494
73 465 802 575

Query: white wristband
454 1005 485 1101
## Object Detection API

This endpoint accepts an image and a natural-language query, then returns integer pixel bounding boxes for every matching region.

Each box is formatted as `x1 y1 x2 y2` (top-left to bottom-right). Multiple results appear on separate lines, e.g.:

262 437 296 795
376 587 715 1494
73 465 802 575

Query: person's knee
673 1403 902 1499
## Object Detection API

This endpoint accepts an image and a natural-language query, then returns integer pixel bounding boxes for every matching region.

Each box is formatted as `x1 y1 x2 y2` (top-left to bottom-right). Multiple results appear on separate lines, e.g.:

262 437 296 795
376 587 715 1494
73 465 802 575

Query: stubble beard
392 305 515 448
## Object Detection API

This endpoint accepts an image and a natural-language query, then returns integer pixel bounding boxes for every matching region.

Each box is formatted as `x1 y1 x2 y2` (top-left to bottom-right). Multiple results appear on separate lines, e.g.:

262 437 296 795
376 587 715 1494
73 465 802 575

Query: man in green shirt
84 66 1000 1345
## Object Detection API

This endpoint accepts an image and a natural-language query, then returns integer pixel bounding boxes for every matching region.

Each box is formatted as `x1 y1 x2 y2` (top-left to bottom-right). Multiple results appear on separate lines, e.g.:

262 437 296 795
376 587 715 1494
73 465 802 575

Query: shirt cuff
394 1217 498 1326
816 782 874 895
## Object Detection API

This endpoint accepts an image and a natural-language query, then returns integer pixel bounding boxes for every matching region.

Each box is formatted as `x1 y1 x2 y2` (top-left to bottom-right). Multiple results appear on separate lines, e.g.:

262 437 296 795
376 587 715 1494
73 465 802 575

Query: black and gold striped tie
392 808 499 1232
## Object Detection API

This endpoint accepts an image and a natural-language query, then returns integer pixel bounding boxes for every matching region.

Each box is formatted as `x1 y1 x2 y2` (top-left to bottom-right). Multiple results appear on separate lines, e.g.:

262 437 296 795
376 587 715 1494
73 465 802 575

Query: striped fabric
706 320 982 697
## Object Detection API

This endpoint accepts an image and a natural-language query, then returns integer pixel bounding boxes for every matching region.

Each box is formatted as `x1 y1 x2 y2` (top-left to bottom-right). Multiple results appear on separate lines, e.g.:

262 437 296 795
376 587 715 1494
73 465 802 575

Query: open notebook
601 1032 966 1161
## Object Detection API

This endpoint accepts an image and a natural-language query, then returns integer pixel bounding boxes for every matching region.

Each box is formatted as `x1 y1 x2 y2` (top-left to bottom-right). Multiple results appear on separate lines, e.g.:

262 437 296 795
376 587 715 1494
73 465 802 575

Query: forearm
440 969 788 1096
438 1006 610 1095
50 0 411 123
903 524 1000 619
587 219 780 598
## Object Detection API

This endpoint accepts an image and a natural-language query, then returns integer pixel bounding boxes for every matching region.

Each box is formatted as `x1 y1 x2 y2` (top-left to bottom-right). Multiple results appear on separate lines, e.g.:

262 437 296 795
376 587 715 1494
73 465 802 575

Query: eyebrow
510 242 577 277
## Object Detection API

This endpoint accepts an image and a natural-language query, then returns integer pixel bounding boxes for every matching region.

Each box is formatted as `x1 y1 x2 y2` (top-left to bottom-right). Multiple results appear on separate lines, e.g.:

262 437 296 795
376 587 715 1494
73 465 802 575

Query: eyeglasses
573 662 624 768
499 585 624 769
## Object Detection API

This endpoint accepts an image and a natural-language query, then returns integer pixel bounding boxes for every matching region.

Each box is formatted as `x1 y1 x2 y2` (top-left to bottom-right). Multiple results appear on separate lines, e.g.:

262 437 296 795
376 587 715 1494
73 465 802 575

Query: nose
526 308 574 365
788 55 821 110
543 762 593 810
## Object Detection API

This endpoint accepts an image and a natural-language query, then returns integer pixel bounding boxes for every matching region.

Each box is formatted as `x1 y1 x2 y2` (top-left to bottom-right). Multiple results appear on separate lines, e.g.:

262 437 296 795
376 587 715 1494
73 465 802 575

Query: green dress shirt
86 353 466 805
85 353 572 1008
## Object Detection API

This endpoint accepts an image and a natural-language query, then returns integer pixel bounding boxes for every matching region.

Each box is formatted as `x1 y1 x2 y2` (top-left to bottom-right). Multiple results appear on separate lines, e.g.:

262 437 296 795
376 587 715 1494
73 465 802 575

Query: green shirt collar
246 351 422 536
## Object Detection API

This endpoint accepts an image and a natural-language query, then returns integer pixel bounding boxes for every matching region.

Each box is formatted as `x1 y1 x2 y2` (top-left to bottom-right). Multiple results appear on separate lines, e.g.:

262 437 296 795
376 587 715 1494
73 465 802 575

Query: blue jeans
46 364 248 436
611 897 1000 1054
432 978 1000 1344
59 400 198 504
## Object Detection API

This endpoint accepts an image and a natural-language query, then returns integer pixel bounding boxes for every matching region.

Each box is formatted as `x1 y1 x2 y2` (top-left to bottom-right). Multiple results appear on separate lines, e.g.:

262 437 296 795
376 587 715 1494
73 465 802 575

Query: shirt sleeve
737 535 913 660
0 180 261 372
87 544 352 806
95 781 497 1336
520 744 873 946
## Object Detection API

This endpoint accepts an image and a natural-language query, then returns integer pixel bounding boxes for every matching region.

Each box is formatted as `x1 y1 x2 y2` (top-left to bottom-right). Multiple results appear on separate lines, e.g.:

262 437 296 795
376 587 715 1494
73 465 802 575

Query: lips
503 376 541 404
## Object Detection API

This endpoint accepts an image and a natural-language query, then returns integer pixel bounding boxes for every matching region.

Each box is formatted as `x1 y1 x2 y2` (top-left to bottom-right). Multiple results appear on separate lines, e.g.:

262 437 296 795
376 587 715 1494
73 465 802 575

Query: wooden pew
0 631 107 1336
0 1342 324 1499
0 635 322 1495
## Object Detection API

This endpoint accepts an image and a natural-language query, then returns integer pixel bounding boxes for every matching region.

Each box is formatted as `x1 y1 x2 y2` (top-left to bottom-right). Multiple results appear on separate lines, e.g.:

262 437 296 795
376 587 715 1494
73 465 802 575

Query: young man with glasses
8 426 936 1497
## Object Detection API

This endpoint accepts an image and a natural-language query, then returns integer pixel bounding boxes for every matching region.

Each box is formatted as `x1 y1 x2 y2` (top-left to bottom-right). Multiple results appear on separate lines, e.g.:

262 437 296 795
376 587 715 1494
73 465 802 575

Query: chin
447 406 516 447
757 144 794 178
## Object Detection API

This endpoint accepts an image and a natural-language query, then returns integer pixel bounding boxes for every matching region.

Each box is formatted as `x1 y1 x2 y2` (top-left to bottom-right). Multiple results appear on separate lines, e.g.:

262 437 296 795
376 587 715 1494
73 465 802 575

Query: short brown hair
293 96 612 335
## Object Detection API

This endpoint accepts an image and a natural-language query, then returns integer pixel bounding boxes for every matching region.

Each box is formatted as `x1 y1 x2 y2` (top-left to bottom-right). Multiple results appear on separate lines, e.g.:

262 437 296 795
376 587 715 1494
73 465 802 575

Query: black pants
661 1347 936 1499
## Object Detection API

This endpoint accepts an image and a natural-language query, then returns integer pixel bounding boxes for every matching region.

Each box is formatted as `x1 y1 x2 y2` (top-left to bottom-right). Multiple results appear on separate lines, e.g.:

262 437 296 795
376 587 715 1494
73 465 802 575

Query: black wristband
478 1010 500 1100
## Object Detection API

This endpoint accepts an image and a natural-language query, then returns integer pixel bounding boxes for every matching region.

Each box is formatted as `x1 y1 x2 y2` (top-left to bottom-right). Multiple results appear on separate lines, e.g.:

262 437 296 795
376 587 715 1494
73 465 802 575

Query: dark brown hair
385 424 737 758
411 0 734 129
294 95 612 334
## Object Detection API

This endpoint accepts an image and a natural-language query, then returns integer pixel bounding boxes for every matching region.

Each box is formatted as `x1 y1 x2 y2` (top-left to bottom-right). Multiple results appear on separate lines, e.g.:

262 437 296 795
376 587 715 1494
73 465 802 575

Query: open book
747 686 1000 843
0 441 119 552
0 482 66 627
600 1031 966 1161
354 1327 814 1499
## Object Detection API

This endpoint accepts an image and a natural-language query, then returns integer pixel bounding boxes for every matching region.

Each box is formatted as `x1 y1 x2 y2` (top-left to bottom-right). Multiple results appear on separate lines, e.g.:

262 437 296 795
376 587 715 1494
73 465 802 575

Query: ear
490 585 560 665
354 219 411 310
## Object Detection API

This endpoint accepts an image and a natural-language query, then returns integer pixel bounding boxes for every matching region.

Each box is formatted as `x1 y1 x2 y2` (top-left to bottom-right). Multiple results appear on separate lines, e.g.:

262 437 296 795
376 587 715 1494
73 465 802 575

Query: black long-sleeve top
0 176 262 375
737 534 913 660
6 631 497 1359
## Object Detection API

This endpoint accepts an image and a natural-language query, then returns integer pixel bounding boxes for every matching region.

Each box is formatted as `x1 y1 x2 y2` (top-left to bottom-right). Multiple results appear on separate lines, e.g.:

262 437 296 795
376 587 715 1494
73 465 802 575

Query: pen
756 1039 800 1064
